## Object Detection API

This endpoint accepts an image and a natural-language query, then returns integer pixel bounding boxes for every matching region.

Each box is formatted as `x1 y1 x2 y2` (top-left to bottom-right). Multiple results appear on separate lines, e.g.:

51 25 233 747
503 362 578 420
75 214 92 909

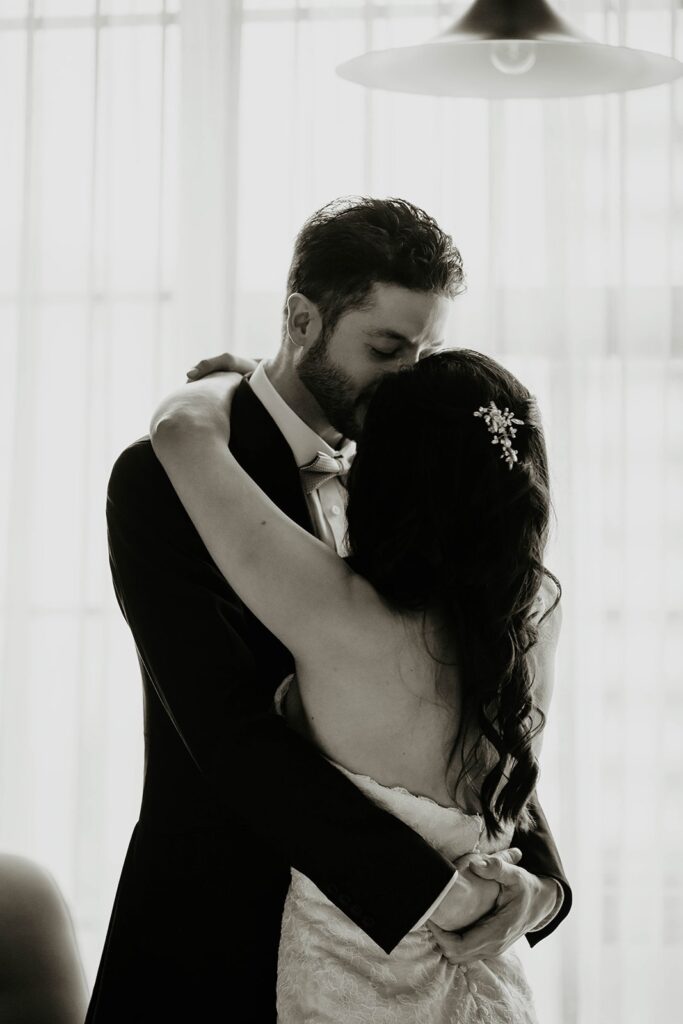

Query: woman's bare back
287 598 480 810
287 575 559 812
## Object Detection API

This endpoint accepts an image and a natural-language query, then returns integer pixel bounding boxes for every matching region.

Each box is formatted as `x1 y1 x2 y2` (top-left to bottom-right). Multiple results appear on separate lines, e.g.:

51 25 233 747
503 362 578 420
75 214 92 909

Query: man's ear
286 293 323 351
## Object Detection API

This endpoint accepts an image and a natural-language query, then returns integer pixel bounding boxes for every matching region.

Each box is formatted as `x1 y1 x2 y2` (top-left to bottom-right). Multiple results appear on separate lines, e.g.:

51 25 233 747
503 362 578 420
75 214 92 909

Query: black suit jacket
86 379 571 1023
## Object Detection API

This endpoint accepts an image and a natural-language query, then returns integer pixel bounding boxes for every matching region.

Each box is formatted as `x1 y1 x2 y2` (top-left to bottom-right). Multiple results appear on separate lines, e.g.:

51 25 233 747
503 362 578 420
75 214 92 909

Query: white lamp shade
336 39 683 99
335 0 683 99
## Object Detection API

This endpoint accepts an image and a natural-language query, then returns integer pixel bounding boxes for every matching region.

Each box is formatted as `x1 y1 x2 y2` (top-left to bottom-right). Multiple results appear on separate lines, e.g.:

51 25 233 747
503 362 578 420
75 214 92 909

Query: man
86 197 570 1023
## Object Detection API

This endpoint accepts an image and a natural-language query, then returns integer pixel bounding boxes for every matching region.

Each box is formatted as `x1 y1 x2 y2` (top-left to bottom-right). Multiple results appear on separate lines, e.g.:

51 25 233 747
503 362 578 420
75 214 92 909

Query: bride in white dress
150 348 562 1023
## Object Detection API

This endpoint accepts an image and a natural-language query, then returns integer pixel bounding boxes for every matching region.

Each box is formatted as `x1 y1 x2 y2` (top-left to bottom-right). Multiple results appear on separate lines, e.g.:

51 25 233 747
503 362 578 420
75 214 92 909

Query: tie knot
299 451 350 495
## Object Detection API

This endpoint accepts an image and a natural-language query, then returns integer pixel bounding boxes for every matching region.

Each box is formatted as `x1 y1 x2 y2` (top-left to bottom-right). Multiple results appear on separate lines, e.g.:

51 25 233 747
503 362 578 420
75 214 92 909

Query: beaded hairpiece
473 401 525 469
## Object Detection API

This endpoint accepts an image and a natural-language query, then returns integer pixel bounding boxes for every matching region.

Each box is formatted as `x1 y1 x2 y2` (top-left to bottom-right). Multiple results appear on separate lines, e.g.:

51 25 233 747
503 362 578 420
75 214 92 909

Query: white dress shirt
247 362 562 935
249 361 354 555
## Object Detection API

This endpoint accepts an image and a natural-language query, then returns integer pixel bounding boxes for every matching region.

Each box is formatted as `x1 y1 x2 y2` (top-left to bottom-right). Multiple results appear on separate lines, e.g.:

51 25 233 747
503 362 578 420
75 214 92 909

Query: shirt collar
248 361 356 468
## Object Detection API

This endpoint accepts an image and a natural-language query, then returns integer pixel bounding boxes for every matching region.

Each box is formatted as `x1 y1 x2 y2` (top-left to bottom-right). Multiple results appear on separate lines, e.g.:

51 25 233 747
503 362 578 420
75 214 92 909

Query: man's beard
297 328 372 441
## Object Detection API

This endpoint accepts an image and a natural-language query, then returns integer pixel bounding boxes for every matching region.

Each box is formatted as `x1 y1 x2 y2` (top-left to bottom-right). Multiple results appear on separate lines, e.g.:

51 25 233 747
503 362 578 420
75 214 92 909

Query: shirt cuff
411 870 460 932
527 877 565 933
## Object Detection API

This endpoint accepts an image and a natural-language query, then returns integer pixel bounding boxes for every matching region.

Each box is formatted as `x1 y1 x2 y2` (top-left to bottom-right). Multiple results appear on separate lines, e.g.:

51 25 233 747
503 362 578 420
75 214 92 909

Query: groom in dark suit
86 197 571 1023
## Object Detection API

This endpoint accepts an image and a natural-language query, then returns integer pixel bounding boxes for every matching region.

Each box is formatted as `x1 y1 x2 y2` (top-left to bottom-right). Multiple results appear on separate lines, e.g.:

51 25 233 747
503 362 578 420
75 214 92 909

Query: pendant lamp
335 0 683 99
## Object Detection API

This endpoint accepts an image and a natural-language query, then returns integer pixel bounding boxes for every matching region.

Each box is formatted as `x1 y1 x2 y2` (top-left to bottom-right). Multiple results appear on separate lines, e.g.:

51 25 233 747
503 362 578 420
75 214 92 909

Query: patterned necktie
299 451 351 495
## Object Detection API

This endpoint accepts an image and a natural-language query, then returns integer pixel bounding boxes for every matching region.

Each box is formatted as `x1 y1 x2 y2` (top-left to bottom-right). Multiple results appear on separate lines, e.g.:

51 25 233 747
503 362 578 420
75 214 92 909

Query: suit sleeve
106 438 456 954
512 794 572 946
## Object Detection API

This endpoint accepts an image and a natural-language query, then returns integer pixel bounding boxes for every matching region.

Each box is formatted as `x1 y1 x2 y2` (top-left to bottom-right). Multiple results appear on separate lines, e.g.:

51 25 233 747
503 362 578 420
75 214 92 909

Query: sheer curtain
0 0 246 982
0 1 681 1020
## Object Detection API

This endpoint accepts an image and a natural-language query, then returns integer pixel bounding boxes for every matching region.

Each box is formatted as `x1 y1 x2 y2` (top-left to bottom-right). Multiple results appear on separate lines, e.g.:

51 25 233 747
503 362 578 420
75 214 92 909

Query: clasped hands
427 848 559 964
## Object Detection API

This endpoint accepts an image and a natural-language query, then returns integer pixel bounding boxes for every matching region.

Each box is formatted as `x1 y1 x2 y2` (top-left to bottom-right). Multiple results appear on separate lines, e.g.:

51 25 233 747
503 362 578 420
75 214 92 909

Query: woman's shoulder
527 578 562 720
531 575 562 641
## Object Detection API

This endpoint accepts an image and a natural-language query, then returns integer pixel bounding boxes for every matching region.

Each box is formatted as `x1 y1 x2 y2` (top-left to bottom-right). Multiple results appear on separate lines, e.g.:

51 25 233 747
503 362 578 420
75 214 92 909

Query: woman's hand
150 371 243 444
187 351 259 381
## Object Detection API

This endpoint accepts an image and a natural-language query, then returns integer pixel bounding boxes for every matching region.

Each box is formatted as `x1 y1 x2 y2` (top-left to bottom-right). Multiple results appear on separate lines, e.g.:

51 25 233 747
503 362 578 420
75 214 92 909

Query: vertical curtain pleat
178 0 241 365
72 0 104 948
1 0 37 854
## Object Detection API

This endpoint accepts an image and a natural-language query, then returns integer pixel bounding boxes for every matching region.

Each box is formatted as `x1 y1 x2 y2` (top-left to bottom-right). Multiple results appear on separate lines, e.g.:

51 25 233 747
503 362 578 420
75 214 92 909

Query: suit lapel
228 377 314 535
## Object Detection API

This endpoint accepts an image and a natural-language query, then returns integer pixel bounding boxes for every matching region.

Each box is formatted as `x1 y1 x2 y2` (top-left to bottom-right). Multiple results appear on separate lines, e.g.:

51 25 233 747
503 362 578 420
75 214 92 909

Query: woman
149 348 562 1023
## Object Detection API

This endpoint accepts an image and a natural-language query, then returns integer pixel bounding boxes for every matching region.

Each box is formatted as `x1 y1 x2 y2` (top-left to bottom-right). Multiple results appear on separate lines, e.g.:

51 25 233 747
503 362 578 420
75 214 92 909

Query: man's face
297 282 451 440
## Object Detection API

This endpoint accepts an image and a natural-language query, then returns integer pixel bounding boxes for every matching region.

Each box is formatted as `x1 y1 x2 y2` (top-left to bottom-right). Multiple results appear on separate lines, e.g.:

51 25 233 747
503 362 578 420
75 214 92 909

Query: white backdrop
0 2 681 1022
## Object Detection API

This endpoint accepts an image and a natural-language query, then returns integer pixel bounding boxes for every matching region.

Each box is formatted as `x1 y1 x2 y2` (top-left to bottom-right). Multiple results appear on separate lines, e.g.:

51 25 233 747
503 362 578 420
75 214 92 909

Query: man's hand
187 352 259 380
427 856 560 964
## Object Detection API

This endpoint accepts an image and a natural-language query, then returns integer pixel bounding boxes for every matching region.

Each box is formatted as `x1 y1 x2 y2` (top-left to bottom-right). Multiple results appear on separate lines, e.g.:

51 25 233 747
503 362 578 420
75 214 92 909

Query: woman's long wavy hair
344 349 561 840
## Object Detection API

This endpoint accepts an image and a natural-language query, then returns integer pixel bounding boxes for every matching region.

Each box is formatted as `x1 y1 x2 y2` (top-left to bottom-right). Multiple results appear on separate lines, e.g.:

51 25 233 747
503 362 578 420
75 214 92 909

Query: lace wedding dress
274 676 539 1024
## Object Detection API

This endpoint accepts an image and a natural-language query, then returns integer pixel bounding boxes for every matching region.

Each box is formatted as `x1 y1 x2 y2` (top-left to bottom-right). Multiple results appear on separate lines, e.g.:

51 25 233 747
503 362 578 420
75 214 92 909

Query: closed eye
370 348 399 360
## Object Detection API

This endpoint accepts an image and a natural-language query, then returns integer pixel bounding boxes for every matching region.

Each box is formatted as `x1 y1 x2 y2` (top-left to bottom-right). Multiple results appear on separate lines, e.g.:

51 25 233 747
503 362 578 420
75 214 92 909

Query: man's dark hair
283 196 466 340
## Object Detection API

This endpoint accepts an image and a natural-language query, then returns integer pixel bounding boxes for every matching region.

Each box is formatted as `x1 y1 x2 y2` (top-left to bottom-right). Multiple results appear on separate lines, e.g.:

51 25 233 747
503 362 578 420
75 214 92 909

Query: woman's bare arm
149 373 383 667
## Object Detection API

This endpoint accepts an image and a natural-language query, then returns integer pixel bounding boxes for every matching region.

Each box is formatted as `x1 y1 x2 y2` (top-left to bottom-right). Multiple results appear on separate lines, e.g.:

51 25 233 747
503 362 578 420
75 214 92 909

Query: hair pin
473 401 525 470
